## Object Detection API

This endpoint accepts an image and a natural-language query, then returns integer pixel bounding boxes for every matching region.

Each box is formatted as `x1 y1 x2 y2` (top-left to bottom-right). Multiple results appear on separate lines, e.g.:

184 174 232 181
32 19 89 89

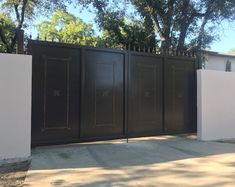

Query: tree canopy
97 18 158 50
0 0 68 53
76 0 235 51
37 10 97 46
0 13 15 52
37 9 156 50
229 48 235 54
1 0 235 53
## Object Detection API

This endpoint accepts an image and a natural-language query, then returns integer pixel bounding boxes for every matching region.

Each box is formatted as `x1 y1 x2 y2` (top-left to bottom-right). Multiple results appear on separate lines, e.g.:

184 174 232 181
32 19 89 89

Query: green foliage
97 18 157 49
0 0 69 53
229 48 235 54
1 0 68 22
0 13 16 53
36 9 154 49
76 0 235 51
77 0 157 49
37 10 97 46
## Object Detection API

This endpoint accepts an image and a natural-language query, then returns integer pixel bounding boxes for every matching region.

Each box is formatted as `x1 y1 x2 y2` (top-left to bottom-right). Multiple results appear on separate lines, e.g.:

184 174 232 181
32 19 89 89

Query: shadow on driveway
24 135 235 187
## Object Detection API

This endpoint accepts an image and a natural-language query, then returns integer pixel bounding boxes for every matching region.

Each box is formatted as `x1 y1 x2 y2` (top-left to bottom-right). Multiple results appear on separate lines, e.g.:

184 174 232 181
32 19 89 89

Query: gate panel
81 49 124 139
45 57 69 129
31 42 80 145
164 57 196 134
128 53 163 136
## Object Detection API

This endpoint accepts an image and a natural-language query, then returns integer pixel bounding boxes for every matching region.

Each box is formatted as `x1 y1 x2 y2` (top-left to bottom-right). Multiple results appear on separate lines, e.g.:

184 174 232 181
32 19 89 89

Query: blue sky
29 4 235 53
210 22 235 53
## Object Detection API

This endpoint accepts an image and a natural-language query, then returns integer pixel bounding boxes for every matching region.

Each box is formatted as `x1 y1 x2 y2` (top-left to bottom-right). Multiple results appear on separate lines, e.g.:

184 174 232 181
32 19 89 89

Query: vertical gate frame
125 47 130 143
162 54 166 133
79 48 85 140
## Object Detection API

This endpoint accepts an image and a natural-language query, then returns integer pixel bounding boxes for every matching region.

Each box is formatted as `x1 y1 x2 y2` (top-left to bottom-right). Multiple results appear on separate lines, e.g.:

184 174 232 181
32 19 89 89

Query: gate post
16 29 24 54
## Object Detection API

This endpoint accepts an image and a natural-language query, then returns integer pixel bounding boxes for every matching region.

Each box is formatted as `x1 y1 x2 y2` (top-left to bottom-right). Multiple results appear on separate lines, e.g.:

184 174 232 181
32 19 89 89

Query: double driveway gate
29 40 197 146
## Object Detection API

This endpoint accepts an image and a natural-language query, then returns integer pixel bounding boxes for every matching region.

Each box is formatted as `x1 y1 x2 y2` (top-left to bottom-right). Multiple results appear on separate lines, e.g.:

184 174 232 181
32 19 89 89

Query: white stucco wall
197 70 235 141
0 53 32 160
204 54 235 71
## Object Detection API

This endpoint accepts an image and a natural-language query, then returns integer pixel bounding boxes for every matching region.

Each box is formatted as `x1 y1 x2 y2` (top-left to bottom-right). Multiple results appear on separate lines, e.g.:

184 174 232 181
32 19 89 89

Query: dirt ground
0 160 30 187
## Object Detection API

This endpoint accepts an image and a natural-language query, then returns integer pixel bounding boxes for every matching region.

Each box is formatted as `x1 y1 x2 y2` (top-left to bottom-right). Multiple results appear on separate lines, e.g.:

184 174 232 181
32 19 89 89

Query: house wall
197 70 235 140
0 53 32 160
204 54 235 71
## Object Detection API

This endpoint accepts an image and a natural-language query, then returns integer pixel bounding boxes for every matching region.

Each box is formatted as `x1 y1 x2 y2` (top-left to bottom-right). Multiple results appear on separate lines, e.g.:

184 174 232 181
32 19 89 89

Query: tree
0 0 68 53
0 13 15 52
229 48 235 54
76 0 235 51
97 18 158 50
37 10 97 46
37 9 154 49
76 0 157 50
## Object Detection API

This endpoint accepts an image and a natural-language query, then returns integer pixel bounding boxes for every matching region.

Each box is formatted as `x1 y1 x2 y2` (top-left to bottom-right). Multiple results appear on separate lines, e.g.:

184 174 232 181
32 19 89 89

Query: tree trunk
143 15 156 50
177 0 191 51
197 17 208 50
177 24 189 51
160 34 171 51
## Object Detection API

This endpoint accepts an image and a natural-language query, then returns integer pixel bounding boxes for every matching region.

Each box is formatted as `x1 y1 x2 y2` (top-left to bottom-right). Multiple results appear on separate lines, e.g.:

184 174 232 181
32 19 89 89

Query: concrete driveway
24 135 235 187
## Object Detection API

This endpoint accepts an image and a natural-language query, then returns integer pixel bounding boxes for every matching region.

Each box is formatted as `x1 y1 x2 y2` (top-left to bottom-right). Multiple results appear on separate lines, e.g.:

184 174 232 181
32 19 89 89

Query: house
201 50 235 72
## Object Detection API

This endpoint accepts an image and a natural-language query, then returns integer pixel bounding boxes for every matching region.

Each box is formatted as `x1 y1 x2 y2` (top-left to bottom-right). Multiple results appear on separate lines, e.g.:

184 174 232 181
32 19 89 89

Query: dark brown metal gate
29 40 197 146
164 56 197 134
128 52 163 137
81 49 125 140
30 42 80 145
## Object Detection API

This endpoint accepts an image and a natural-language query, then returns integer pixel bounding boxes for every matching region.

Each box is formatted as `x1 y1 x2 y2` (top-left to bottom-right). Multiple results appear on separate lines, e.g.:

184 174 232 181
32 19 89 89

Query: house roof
201 50 235 58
